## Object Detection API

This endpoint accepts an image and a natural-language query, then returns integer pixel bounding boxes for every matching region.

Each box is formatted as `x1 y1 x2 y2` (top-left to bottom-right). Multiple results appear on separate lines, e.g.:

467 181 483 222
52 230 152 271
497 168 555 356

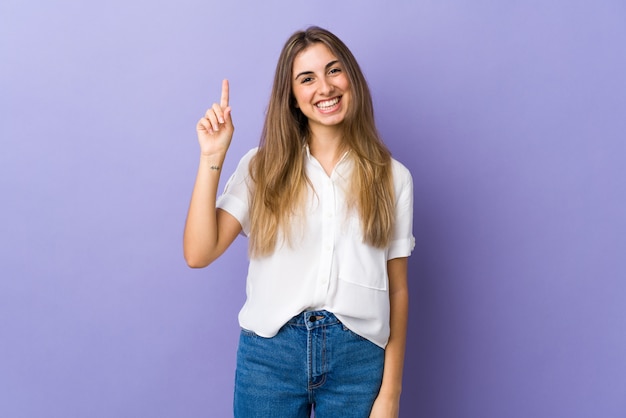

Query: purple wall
2 1 625 417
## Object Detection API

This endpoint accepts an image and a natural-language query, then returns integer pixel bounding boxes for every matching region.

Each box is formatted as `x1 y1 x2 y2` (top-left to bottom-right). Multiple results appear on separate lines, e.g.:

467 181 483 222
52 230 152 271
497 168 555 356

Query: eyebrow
294 60 340 80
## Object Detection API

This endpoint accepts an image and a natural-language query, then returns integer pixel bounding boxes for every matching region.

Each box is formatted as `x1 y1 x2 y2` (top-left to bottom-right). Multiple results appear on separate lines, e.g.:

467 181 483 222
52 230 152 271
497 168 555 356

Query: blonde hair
249 26 395 257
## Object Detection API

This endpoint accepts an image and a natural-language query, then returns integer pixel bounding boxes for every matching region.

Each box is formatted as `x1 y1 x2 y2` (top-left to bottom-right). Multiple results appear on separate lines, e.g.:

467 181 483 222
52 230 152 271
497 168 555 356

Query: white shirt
216 147 414 348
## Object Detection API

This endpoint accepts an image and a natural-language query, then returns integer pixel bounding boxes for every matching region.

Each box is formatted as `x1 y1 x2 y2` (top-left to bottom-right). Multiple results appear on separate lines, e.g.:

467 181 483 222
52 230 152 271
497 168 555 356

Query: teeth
316 97 339 109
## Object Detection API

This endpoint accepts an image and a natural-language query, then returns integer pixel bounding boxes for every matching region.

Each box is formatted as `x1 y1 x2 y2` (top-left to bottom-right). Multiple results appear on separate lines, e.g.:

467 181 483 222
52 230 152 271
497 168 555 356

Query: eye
328 67 342 75
300 76 313 84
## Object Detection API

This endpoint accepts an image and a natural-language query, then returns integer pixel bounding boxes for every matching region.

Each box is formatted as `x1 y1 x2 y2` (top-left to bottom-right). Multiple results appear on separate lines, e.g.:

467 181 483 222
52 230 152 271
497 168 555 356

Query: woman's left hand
369 395 400 418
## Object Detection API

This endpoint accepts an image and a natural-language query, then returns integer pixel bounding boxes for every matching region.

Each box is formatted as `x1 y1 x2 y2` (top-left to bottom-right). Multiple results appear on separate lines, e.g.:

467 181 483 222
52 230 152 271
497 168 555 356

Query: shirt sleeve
216 148 257 237
387 159 415 260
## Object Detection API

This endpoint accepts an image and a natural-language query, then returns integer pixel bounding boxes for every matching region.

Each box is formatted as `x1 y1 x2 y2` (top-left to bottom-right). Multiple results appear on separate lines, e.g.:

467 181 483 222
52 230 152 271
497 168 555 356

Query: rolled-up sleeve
216 148 257 237
387 161 415 260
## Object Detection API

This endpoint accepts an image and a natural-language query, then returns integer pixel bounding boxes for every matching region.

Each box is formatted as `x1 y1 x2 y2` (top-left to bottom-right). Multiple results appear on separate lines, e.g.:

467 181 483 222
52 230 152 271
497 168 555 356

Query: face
291 43 351 133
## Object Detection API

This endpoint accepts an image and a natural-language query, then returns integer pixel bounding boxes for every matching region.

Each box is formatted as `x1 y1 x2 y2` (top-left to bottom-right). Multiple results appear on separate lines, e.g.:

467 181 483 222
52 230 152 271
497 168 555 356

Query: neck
308 121 344 149
308 126 347 176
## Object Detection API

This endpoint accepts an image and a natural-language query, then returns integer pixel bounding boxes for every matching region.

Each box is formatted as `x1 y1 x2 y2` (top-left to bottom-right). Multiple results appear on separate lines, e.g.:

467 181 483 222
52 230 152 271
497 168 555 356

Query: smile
315 97 341 110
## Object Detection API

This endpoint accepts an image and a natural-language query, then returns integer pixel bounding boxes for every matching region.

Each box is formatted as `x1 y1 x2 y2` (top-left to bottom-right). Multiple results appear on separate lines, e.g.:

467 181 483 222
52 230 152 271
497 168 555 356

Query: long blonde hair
249 26 395 257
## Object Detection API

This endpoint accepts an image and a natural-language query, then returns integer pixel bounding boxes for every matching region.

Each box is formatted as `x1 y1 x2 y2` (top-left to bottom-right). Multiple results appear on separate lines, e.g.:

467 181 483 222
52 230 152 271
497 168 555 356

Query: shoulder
240 147 259 164
232 147 259 173
390 157 413 187
389 158 414 217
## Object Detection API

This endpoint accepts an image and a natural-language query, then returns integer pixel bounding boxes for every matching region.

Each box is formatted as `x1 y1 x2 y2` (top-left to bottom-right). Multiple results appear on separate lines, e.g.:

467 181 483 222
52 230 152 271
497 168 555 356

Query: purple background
2 0 625 417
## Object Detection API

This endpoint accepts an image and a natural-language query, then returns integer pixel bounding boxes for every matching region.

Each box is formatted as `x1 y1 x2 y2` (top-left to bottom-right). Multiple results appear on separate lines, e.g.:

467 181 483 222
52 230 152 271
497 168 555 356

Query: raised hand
196 79 234 157
184 79 240 268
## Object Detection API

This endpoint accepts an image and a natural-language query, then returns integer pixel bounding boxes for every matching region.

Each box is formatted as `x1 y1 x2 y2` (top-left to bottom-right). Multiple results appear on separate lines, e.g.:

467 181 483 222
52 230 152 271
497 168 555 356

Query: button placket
313 177 335 302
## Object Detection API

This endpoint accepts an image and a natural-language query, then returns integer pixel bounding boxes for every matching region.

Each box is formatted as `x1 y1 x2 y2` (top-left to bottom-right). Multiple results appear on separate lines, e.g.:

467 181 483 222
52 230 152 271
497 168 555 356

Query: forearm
183 153 226 267
370 258 409 418
379 285 408 398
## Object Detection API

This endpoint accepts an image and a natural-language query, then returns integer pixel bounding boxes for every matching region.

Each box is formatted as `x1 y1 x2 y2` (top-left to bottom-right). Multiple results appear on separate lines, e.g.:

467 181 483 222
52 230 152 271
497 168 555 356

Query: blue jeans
234 310 384 417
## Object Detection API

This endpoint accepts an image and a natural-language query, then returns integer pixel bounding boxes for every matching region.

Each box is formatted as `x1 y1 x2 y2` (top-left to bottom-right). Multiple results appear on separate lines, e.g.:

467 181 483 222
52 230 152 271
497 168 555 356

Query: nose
318 77 334 96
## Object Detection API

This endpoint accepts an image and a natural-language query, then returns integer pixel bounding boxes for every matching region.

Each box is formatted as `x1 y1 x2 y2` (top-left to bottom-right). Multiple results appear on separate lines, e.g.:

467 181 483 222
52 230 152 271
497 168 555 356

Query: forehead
292 43 338 73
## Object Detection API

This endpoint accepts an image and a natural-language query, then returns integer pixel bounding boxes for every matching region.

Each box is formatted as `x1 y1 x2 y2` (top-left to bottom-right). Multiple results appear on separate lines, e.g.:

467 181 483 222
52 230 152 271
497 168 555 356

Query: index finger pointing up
220 79 229 108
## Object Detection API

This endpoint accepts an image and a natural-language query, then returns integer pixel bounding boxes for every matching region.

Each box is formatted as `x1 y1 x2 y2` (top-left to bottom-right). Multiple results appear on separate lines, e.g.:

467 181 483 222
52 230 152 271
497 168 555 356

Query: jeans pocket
341 324 369 342
240 327 258 337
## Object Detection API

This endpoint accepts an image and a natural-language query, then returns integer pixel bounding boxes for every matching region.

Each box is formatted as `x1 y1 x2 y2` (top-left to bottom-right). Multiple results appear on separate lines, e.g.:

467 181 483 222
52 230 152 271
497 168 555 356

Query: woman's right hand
196 79 234 157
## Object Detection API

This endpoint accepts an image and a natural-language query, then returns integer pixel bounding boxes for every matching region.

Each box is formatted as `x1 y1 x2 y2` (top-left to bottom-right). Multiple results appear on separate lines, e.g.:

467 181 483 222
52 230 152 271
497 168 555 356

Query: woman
184 26 414 418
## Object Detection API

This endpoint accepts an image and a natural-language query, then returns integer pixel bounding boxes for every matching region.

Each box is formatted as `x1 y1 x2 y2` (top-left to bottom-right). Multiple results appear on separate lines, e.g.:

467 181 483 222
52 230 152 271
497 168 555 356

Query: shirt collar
304 143 351 165
303 144 352 181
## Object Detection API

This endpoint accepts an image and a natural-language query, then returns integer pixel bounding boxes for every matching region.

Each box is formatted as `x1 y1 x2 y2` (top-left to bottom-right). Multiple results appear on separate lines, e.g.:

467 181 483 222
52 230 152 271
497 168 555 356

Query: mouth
315 96 341 110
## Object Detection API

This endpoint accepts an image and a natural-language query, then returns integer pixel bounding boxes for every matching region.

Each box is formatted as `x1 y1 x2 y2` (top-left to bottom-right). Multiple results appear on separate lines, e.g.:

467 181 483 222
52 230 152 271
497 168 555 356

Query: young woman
184 26 414 418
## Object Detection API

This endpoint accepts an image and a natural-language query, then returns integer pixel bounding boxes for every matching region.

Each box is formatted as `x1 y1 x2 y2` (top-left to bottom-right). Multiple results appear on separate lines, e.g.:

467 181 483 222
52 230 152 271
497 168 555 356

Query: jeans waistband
287 310 341 329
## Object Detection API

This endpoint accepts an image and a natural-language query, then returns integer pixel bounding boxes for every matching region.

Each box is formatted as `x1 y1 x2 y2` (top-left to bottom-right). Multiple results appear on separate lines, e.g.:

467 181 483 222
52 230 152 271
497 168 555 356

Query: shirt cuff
387 236 415 260
216 194 249 236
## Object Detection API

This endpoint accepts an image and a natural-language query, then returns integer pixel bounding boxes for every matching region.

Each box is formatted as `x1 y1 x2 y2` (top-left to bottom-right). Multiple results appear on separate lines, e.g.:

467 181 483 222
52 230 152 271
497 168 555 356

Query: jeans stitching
309 325 327 390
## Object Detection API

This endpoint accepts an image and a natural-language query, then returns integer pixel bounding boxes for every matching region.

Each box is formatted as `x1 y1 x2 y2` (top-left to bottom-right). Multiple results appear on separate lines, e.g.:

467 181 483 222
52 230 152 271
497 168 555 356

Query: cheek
291 94 301 109
338 74 351 90
294 90 314 109
293 95 304 109
292 88 304 106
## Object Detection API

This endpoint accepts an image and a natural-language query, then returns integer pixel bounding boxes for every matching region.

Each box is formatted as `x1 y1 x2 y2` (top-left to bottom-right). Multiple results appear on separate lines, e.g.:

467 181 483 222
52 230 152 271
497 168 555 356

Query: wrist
199 153 225 169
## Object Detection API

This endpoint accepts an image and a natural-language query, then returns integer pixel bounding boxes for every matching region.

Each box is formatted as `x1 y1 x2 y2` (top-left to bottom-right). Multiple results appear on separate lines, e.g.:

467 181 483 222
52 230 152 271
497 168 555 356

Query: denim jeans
234 310 384 417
